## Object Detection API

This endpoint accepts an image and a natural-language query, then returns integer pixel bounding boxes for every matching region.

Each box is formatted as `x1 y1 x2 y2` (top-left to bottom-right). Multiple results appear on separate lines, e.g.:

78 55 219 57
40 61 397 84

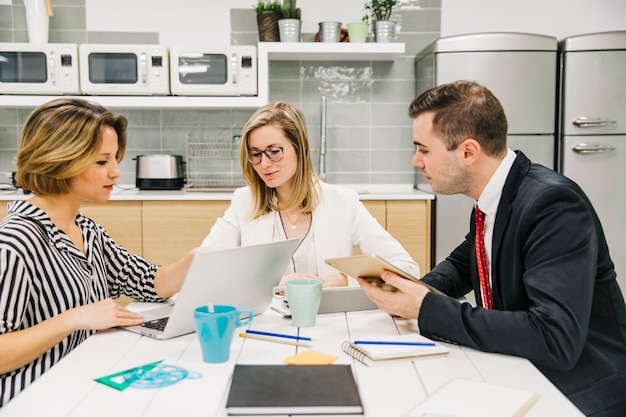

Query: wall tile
126 127 163 150
268 60 301 80
0 126 19 148
0 6 13 27
0 152 18 176
11 5 25 29
269 79 302 103
115 109 161 126
231 8 257 32
49 30 86 43
86 31 159 44
372 79 416 103
0 3 442 185
399 9 441 33
49 6 86 30
0 108 18 125
372 148 415 172
0 29 16 42
54 0 86 6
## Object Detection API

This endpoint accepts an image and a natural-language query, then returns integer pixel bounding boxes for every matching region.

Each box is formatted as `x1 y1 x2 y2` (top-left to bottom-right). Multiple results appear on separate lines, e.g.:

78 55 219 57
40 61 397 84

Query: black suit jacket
420 152 626 415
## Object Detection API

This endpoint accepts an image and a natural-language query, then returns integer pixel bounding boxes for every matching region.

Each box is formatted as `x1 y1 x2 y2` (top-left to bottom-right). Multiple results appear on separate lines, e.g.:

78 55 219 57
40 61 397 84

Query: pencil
245 329 313 341
239 333 313 347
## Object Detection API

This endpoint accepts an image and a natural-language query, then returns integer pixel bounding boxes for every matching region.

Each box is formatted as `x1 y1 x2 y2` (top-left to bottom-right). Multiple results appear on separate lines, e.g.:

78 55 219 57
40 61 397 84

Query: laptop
317 286 378 314
121 239 299 340
270 286 378 318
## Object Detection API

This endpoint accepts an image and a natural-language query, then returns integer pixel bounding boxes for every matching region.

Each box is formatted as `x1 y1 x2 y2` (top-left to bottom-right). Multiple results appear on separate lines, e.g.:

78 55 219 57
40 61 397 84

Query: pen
239 333 313 347
245 329 313 341
353 340 436 346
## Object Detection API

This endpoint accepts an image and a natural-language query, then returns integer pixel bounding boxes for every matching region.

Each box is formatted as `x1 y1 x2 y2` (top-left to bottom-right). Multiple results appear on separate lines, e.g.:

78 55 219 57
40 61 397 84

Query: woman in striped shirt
0 98 200 406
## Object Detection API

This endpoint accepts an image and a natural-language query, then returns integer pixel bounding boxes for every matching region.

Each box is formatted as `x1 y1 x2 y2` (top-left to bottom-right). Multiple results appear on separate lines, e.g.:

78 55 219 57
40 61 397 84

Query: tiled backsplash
0 0 441 185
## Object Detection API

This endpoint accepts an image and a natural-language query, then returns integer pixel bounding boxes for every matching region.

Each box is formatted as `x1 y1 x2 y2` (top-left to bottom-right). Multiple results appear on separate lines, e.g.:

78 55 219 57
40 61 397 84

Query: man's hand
358 270 430 319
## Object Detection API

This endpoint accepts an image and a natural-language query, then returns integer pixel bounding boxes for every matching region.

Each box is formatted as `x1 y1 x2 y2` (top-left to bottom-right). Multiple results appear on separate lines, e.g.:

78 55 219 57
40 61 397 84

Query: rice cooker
135 154 185 190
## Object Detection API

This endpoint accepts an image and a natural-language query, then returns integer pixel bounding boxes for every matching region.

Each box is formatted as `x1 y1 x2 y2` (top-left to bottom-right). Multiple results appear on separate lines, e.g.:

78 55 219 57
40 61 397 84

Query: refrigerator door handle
572 116 617 127
572 143 617 154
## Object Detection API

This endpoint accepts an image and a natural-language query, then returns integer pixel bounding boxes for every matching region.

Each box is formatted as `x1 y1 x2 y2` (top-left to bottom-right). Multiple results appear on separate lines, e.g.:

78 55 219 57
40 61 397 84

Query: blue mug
193 305 253 363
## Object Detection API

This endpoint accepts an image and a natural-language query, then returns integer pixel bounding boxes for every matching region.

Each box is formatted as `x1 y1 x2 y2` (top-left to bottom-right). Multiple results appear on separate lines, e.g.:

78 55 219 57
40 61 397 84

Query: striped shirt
0 200 165 407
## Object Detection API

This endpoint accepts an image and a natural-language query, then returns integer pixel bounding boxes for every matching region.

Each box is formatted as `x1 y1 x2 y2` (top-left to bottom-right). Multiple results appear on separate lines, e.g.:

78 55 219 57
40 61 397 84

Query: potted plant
278 0 302 42
363 0 398 42
256 0 282 42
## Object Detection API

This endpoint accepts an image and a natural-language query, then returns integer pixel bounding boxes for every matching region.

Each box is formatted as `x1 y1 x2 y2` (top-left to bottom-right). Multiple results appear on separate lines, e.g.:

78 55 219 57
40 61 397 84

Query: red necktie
475 208 493 310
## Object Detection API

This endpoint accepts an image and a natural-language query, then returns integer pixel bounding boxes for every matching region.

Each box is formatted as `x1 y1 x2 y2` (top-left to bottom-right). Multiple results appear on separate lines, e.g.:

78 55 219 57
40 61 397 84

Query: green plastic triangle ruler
94 360 163 391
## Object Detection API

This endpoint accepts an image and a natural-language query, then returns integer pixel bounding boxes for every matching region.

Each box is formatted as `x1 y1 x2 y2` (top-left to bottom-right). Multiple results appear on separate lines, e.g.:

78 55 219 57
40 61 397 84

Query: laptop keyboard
141 317 169 331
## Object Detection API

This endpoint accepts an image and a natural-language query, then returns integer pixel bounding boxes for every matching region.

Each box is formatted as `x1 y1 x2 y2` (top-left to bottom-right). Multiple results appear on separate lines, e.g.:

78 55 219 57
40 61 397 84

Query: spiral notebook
342 333 449 366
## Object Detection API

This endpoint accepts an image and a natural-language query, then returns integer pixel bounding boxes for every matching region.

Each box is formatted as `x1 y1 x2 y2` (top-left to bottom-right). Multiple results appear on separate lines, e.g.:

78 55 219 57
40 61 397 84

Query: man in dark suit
359 80 626 417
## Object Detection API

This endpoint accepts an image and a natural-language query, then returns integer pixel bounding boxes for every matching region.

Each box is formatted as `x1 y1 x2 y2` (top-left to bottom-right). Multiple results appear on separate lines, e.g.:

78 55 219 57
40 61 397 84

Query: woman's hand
278 272 319 286
319 273 348 288
67 298 144 330
278 273 347 288
0 298 144 374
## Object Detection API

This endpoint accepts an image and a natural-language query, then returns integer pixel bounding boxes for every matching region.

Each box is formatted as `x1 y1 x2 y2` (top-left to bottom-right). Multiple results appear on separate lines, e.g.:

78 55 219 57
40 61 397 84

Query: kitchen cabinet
141 201 230 264
0 196 431 274
386 200 431 273
140 199 431 273
0 42 405 109
0 201 143 254
80 201 143 255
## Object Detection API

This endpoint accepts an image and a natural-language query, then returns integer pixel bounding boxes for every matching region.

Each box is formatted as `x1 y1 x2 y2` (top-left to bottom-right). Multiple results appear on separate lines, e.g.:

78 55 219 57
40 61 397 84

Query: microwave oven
78 44 169 95
169 45 257 96
0 43 80 95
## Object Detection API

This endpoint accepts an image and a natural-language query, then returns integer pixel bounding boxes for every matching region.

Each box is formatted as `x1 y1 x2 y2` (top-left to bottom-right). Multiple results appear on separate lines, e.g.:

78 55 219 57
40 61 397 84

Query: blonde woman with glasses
201 101 420 287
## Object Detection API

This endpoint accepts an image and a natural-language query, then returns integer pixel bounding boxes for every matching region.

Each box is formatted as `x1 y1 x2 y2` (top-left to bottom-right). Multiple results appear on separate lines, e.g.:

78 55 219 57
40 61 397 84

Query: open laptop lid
317 286 378 314
123 239 299 339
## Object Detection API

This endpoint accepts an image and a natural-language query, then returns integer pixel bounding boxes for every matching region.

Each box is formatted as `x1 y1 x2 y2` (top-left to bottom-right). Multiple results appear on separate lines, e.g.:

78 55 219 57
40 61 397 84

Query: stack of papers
405 378 539 417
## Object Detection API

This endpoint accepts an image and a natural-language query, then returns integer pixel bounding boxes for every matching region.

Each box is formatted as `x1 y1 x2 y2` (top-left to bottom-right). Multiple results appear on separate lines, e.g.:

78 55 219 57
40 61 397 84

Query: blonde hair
15 98 127 194
239 102 319 218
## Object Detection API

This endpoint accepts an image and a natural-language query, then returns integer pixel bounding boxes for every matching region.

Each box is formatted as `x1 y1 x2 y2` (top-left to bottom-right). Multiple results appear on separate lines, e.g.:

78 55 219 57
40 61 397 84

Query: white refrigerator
558 31 626 296
415 32 558 266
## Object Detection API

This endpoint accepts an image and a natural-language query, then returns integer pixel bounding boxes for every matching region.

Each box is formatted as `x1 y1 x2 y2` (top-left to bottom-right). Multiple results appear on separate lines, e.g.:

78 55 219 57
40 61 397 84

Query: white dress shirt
475 148 517 289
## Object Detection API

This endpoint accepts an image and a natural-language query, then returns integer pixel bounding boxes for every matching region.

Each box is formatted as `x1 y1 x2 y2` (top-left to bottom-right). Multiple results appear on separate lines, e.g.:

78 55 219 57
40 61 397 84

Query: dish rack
185 136 246 191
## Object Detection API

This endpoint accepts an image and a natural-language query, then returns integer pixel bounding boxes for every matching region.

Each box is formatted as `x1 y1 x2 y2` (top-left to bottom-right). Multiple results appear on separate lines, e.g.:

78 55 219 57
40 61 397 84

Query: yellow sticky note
283 350 338 365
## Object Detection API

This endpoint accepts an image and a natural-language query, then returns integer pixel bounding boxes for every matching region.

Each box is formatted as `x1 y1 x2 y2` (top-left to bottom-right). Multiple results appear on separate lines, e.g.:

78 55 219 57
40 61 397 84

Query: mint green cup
272 278 322 327
193 305 253 363
347 22 368 43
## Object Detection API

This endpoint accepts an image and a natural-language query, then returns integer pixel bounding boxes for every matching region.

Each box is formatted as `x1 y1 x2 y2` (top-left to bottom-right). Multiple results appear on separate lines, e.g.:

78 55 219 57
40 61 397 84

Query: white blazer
201 181 421 279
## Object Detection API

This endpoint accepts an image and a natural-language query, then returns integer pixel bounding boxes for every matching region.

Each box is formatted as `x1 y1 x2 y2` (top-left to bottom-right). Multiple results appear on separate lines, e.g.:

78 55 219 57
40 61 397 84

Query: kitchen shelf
258 41 405 61
0 42 405 109
0 94 266 109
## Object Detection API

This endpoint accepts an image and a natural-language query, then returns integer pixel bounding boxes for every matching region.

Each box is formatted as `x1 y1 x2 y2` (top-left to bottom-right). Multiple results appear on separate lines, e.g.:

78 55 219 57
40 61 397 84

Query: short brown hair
15 98 127 194
408 80 508 157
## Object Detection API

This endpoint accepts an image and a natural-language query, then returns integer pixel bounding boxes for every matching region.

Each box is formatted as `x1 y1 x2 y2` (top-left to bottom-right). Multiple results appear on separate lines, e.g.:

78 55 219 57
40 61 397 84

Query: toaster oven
169 45 257 96
0 43 80 95
78 44 169 95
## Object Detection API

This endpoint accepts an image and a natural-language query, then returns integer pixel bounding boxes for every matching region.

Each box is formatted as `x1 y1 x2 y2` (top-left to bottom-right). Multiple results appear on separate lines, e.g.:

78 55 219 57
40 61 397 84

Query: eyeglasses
246 144 293 165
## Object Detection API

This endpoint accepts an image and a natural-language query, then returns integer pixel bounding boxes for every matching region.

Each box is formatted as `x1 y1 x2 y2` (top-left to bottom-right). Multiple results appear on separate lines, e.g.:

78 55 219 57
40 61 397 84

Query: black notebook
226 364 364 415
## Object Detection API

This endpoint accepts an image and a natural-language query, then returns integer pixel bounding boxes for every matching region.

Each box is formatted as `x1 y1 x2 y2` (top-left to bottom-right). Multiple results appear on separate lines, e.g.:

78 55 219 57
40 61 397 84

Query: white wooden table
0 307 584 417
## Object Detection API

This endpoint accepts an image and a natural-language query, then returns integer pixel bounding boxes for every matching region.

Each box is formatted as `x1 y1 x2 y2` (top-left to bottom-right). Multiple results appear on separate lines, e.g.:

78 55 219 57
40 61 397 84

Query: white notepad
342 334 449 366
405 378 539 417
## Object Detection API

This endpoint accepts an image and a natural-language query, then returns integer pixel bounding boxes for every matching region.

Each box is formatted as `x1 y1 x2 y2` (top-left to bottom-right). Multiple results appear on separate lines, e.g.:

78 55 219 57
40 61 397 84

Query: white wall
86 0 626 45
441 0 626 39
85 0 364 45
